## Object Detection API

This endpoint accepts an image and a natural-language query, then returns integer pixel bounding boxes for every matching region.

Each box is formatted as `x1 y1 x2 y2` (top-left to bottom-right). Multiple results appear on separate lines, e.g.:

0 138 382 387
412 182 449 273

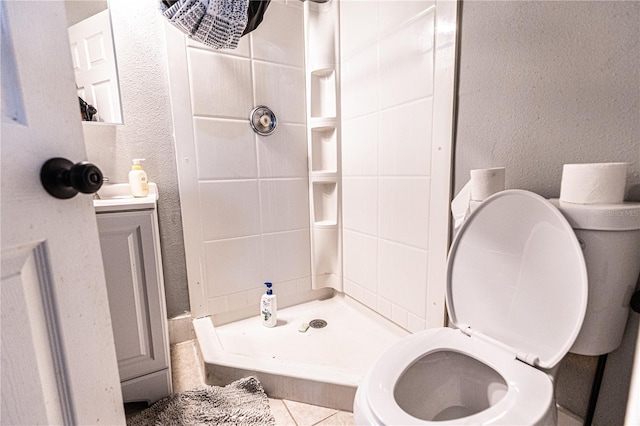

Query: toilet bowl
354 190 589 425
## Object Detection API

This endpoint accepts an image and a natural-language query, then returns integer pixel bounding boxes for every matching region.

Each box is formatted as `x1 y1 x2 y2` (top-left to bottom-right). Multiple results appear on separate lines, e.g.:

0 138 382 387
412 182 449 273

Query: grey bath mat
127 376 275 426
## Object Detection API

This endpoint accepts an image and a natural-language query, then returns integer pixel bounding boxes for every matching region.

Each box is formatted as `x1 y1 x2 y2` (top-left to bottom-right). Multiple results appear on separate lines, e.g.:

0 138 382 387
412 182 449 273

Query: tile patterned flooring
170 340 355 426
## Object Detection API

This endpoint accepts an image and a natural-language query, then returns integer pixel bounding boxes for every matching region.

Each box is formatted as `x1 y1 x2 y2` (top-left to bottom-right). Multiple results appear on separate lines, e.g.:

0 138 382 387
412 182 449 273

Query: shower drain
308 319 327 329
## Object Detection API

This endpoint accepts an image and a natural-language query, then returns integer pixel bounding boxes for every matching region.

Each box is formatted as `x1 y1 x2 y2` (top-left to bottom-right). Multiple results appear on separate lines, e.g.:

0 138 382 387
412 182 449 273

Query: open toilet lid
447 190 588 369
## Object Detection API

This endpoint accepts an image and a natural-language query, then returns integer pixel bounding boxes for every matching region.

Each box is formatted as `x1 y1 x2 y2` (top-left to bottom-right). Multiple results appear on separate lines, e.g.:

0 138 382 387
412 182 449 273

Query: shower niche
312 181 337 226
310 69 336 119
311 126 337 174
306 0 342 291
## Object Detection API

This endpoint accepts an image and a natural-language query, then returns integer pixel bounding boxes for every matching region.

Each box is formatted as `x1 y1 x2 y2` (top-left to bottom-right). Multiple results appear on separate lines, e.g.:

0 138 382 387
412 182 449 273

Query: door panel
97 211 169 382
1 243 70 425
1 1 124 424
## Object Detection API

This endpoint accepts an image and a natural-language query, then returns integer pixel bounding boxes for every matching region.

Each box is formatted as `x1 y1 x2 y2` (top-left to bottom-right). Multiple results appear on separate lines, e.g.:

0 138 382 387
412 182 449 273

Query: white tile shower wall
342 178 377 235
260 179 310 233
194 118 258 179
254 62 306 124
341 45 379 119
341 114 378 176
251 3 305 67
198 181 261 239
340 0 438 331
167 0 313 319
378 178 431 250
378 13 434 109
257 124 308 178
204 236 263 297
378 100 433 176
188 50 253 118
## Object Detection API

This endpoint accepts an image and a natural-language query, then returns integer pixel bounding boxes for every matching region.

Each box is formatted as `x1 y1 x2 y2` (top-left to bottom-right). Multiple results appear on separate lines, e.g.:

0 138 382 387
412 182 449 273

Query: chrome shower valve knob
250 106 277 136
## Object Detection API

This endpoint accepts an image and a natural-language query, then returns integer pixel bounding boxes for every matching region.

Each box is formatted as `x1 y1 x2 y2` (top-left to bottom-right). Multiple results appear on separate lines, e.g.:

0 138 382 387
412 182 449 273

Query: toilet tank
550 200 640 356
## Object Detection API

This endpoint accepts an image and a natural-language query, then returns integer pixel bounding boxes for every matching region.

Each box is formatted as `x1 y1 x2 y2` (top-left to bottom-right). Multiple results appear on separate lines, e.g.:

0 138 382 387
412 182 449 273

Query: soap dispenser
261 282 277 327
129 158 149 197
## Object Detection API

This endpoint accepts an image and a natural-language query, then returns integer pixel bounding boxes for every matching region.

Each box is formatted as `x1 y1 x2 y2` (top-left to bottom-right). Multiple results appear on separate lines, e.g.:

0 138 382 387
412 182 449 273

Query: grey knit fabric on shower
161 0 249 49
163 0 207 35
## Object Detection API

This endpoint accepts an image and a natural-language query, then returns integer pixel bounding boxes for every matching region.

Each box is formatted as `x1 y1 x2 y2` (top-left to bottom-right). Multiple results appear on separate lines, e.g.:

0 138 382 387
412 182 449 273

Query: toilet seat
447 190 588 369
359 327 555 425
355 190 589 425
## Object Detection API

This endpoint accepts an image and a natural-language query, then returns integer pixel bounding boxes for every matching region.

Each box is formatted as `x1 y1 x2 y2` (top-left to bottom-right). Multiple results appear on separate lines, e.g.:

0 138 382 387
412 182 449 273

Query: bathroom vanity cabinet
94 184 172 404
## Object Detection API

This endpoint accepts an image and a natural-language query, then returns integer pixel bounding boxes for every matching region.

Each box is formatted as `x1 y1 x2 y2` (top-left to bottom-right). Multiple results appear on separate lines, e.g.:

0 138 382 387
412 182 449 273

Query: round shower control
250 106 277 136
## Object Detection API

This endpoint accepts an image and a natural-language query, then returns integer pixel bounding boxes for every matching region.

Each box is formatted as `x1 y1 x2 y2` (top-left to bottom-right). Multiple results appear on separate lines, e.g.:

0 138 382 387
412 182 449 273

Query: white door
1 1 124 424
68 8 122 123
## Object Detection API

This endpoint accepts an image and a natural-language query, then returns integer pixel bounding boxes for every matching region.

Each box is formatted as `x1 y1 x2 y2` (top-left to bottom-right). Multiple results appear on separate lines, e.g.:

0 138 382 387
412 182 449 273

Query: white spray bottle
261 282 277 327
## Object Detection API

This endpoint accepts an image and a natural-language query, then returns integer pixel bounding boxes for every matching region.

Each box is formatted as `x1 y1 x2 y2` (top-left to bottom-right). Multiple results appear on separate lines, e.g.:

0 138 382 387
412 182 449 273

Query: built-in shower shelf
312 181 338 225
311 125 338 174
310 68 337 119
313 219 337 228
311 172 339 180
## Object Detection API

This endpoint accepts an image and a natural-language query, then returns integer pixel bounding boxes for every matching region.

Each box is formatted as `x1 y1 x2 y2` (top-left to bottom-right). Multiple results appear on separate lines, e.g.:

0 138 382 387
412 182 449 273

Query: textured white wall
455 1 640 424
455 1 640 201
83 0 189 317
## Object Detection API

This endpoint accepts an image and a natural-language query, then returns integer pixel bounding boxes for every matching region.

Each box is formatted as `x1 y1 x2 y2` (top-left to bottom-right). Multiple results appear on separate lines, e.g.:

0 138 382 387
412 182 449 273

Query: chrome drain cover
309 319 327 329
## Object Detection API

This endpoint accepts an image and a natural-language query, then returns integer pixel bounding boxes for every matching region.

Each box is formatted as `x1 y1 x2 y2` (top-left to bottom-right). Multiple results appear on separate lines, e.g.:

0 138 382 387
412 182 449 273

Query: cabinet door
96 210 168 382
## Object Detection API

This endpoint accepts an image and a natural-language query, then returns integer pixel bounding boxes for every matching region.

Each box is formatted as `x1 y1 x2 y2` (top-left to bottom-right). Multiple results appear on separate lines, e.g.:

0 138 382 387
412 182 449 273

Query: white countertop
93 182 158 213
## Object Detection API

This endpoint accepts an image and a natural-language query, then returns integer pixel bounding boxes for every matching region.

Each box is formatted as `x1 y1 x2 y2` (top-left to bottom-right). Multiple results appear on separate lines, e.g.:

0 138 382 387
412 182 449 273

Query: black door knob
40 157 104 199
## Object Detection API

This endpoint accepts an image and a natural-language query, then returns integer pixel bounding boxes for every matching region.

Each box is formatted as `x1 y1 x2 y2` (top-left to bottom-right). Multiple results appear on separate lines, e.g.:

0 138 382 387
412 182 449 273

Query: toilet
355 190 596 425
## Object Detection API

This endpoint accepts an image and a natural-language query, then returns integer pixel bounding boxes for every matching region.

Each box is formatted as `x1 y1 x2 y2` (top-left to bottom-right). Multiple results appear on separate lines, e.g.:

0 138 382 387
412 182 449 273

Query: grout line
311 411 337 426
281 400 299 426
281 400 339 426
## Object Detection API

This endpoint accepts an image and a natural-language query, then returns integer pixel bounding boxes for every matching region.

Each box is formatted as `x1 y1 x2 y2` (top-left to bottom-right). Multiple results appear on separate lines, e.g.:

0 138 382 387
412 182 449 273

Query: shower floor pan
193 293 409 411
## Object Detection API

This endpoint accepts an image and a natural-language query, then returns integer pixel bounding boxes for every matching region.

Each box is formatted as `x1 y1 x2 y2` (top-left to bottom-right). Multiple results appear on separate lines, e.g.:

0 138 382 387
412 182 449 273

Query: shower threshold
193 293 409 411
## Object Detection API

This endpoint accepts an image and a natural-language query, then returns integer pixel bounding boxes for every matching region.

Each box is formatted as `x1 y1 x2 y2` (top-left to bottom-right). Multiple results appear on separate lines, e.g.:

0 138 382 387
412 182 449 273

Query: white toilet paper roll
470 167 506 201
560 162 627 204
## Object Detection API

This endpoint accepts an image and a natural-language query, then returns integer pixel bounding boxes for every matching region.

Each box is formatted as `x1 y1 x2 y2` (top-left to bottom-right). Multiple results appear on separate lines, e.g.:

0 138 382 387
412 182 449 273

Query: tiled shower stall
166 0 455 330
